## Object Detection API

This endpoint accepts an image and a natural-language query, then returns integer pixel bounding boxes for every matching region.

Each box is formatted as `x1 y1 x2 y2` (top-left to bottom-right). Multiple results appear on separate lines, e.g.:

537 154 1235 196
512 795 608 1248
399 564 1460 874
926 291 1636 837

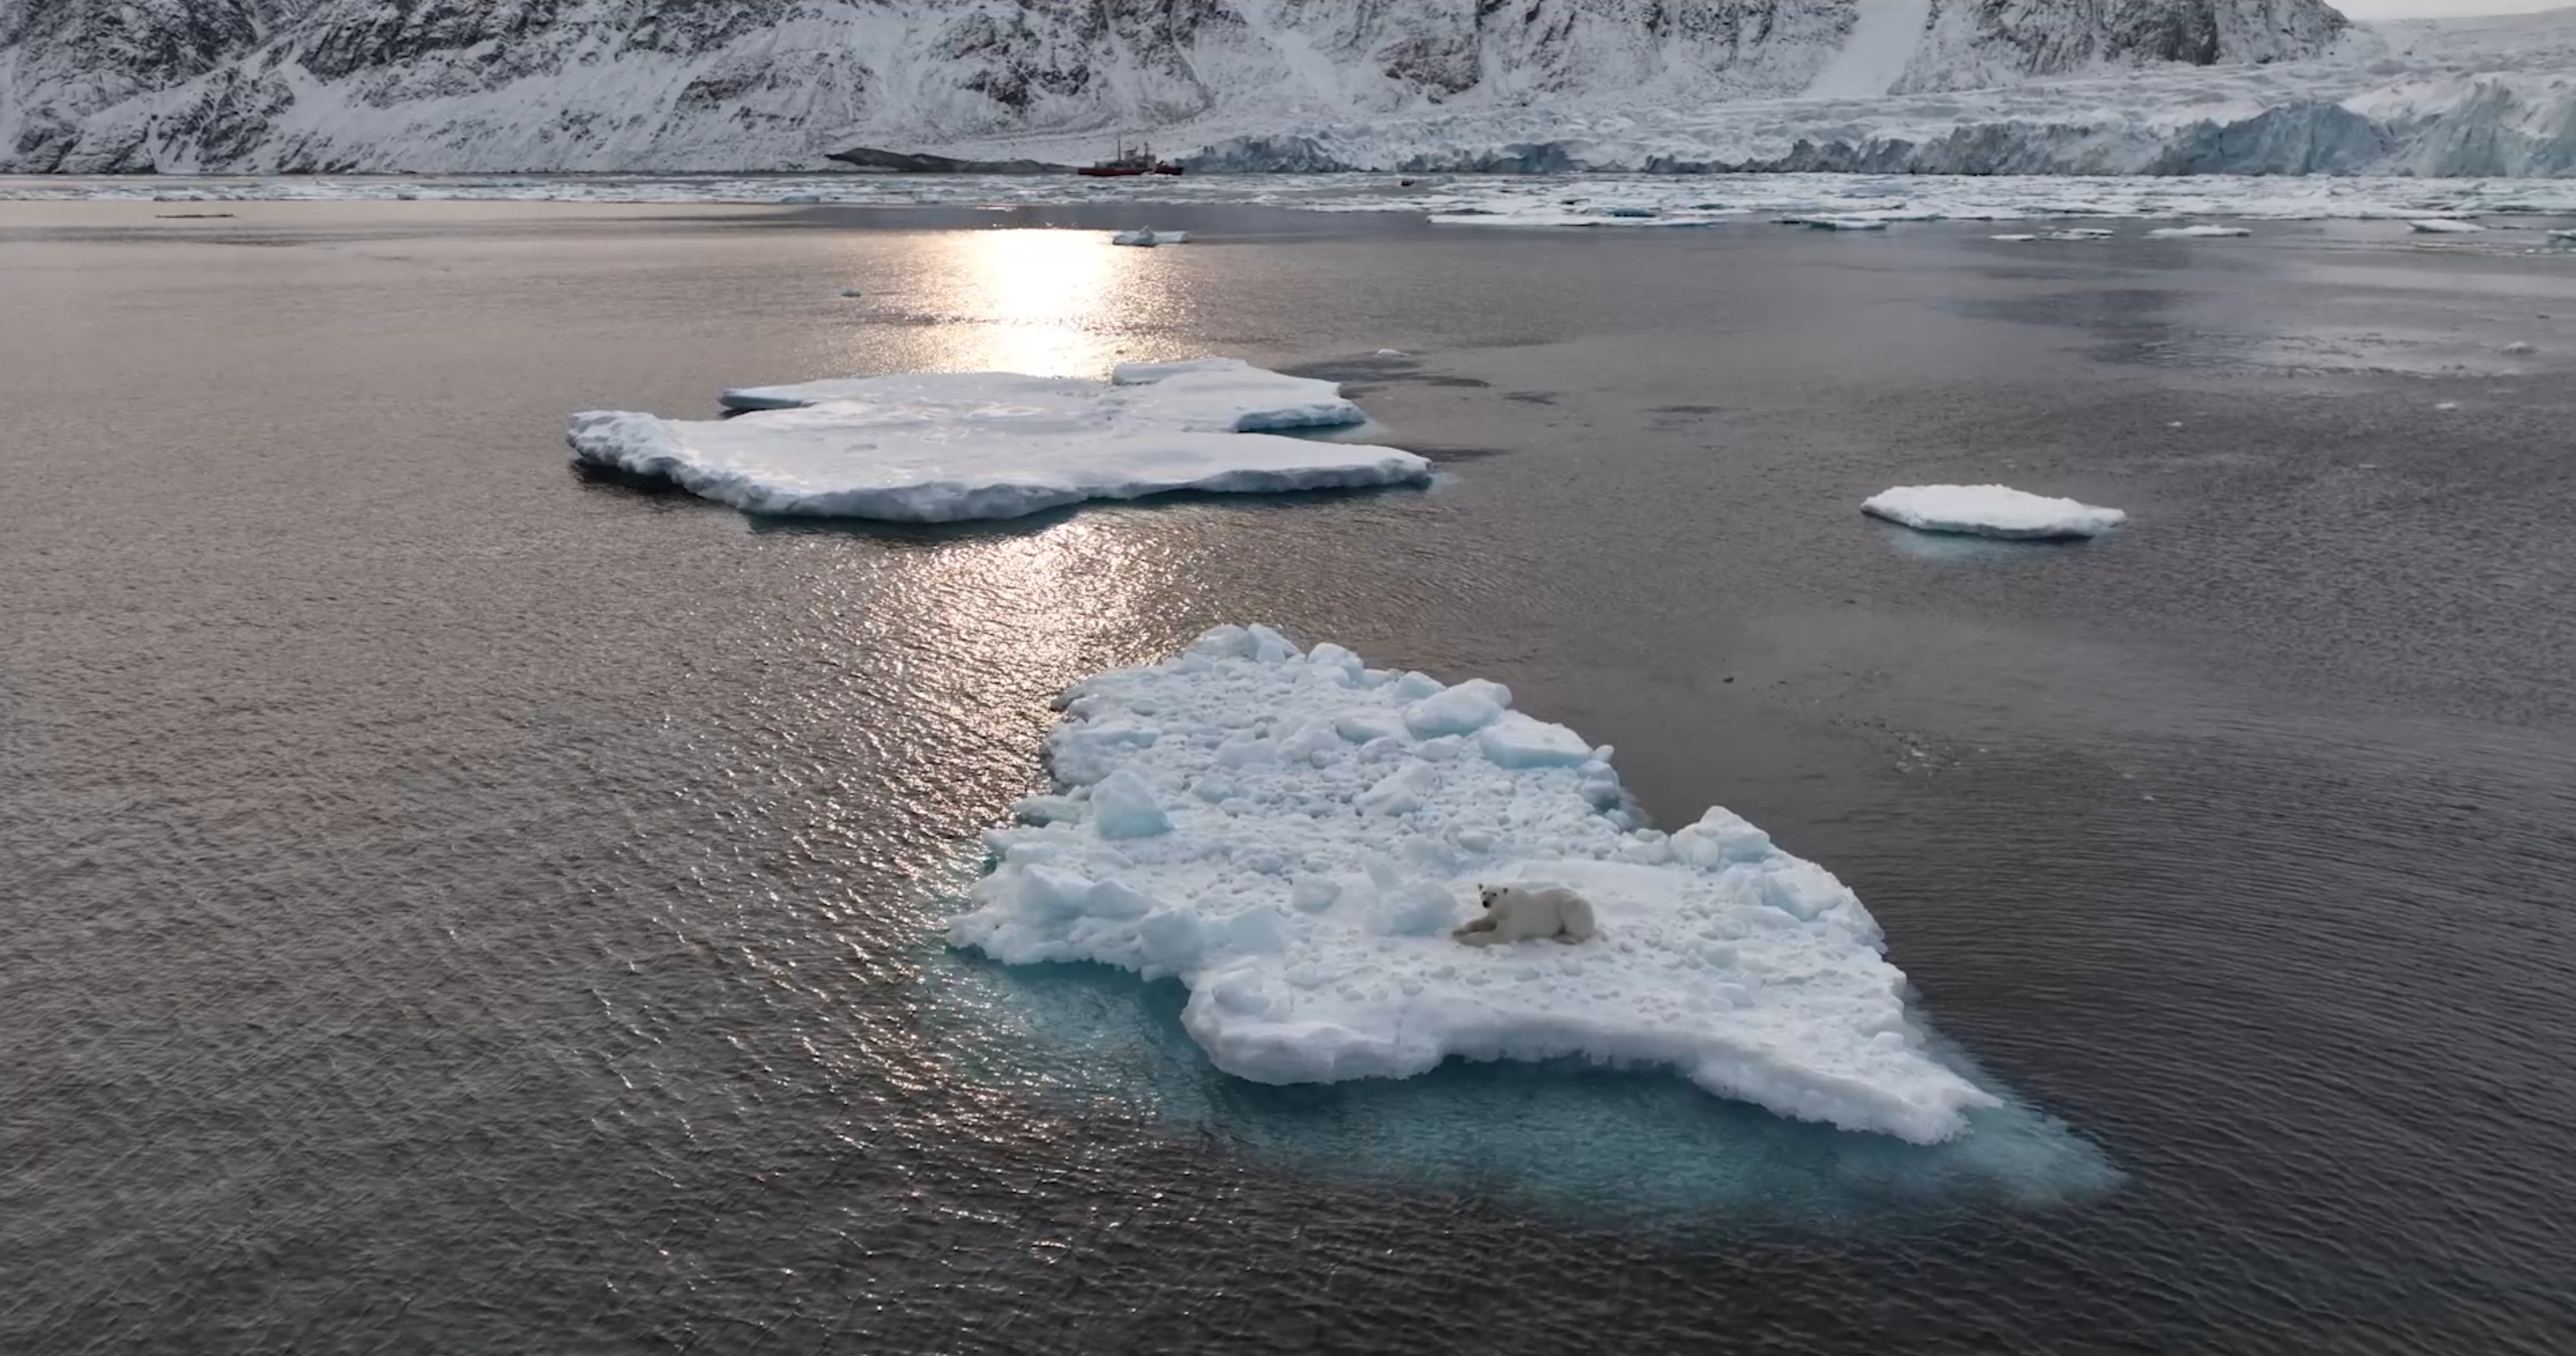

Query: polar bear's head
1479 883 1506 907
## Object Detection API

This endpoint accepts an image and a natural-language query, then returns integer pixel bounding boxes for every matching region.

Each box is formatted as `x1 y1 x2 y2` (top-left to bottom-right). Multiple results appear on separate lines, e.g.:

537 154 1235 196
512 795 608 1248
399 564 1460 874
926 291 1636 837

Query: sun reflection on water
914 230 1146 377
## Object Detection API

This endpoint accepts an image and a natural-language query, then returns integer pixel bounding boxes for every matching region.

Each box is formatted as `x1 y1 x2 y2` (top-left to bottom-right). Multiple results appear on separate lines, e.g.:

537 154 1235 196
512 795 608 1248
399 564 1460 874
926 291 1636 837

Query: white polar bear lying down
1453 883 1598 946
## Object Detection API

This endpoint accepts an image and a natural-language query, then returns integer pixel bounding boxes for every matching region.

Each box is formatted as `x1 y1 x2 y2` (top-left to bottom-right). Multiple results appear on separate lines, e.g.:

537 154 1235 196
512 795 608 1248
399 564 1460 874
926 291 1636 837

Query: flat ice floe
569 359 1427 522
2408 219 2486 233
1110 229 1188 246
1863 485 2126 540
2148 225 2252 238
947 626 2002 1144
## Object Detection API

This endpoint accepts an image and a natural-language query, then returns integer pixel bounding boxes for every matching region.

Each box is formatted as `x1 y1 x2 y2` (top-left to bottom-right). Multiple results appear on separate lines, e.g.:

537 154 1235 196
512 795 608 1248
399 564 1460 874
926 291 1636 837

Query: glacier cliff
1 0 2570 177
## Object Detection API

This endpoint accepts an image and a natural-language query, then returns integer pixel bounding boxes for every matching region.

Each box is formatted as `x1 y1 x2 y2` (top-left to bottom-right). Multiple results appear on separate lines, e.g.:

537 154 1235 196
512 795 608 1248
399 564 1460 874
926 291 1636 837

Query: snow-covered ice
1862 485 2127 540
2148 225 2252 238
946 625 2003 1144
569 360 1425 522
1110 228 1188 246
2408 219 2486 233
14 172 2576 245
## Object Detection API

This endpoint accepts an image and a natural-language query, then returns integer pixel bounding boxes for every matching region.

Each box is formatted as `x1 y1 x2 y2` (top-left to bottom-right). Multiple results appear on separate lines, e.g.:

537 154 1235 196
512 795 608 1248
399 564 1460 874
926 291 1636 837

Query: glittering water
5 199 2573 1352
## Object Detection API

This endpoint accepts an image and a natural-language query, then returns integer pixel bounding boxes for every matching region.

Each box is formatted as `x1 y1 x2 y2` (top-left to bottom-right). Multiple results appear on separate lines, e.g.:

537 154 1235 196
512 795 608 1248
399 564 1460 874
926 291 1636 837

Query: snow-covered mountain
0 0 2568 176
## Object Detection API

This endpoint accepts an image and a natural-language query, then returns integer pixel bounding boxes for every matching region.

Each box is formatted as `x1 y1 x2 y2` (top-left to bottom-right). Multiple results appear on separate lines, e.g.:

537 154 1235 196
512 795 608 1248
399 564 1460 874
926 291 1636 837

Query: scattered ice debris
2147 225 2252 238
2553 230 2576 243
1111 229 1189 246
945 625 2003 1144
2502 341 2535 355
568 359 1426 522
1861 484 2127 540
2408 219 2485 233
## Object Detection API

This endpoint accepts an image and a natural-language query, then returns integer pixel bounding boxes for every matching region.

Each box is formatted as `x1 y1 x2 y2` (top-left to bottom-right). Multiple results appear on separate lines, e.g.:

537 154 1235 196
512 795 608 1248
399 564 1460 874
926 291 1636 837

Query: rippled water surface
5 200 2573 1352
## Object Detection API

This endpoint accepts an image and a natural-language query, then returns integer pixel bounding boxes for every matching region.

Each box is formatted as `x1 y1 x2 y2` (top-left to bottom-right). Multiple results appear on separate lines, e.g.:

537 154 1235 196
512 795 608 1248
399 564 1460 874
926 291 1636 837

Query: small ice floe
2407 219 2484 233
1779 215 1887 231
1861 484 2127 540
2044 228 2117 240
778 193 824 205
946 625 2008 1144
2502 341 2535 355
835 287 864 298
1111 229 1188 246
1373 348 1407 357
569 358 1425 522
2147 225 2252 238
2436 402 2461 410
1990 233 2040 241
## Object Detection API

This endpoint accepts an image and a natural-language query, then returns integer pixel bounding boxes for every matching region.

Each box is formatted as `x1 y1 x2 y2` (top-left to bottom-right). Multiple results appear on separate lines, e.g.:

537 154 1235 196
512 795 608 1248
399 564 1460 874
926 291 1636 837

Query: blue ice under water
912 856 2119 1225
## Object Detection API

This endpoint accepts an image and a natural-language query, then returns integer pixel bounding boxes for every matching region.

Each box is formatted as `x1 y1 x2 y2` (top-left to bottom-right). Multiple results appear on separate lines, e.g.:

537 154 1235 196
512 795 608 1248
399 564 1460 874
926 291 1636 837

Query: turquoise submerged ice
948 626 2004 1144
566 359 1426 522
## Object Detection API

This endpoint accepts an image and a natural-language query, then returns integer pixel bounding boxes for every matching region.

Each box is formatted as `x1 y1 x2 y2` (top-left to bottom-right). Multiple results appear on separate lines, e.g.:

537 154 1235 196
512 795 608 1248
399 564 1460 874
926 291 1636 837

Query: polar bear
1452 883 1597 946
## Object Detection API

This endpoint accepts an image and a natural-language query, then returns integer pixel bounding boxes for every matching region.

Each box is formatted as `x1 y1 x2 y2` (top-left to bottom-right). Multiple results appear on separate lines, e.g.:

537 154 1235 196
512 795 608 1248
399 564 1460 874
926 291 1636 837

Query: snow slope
948 625 2003 1144
5 2 2569 177
0 0 2403 176
1806 0 1934 100
566 358 1428 522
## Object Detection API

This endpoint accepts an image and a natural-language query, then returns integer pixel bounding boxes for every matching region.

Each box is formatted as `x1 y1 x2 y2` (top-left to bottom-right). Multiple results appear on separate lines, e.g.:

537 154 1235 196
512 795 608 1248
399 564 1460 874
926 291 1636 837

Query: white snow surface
1805 0 1934 101
5 6 2575 179
1863 485 2128 540
568 360 1424 522
946 624 2002 1145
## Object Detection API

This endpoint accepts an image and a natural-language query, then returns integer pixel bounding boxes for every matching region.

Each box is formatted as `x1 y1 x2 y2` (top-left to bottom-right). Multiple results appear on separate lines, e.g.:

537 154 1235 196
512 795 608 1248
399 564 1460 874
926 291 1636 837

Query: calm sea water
5 198 2572 1353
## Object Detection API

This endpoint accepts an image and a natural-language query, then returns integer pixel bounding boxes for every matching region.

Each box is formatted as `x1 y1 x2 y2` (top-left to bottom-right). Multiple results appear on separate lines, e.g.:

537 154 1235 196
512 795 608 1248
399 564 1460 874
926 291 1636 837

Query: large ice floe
1863 485 2128 540
566 358 1428 522
947 625 2001 1145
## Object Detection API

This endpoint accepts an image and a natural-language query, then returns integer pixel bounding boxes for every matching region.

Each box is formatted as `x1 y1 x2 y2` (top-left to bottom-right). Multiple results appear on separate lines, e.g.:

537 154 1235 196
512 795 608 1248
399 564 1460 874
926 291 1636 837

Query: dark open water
5 198 2573 1352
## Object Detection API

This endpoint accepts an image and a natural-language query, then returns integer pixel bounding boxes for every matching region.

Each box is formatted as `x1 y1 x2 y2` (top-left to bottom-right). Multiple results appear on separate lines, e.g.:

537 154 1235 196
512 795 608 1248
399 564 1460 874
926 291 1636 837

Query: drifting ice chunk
2045 228 2116 240
570 361 1425 522
1477 712 1594 770
1990 233 2040 241
946 627 2006 1144
1862 484 2126 540
1402 679 1511 737
1779 215 1887 231
2408 219 2485 233
1112 229 1188 246
2147 225 2252 238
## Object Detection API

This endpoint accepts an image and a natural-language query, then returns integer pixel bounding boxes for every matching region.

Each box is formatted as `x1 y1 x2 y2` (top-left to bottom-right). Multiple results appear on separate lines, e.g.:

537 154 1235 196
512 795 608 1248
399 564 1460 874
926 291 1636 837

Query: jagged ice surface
946 625 2003 1145
567 359 1425 522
